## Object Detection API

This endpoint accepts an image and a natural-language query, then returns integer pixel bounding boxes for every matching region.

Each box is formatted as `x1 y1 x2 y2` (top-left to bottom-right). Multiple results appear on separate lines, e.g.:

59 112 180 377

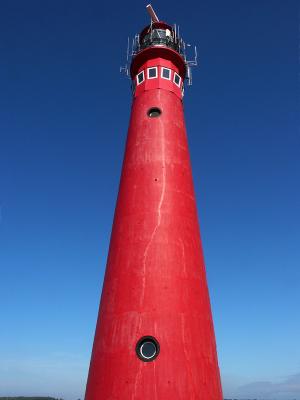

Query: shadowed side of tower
85 6 223 400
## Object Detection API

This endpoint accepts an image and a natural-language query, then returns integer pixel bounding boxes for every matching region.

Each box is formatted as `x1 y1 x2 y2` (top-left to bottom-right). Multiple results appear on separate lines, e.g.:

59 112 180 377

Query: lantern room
139 22 179 53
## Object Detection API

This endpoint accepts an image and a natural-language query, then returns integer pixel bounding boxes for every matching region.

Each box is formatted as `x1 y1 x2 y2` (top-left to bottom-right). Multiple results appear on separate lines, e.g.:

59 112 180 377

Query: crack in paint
140 108 166 307
132 365 142 400
179 237 187 277
181 313 197 397
153 361 158 400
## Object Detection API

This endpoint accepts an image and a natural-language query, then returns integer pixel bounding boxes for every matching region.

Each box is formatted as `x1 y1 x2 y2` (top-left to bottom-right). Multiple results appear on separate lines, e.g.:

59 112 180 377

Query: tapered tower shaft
85 7 223 400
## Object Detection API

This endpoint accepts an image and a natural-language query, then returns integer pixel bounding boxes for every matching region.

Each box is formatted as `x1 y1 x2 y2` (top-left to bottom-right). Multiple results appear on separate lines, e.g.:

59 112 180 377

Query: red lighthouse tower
85 5 223 399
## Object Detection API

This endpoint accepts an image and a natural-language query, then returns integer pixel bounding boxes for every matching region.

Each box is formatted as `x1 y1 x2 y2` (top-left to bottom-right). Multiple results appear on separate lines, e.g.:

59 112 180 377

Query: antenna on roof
146 4 159 22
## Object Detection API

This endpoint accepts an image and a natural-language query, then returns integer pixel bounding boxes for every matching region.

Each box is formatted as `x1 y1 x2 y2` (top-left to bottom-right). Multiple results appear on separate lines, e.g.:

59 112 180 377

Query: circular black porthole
136 336 160 362
147 107 162 118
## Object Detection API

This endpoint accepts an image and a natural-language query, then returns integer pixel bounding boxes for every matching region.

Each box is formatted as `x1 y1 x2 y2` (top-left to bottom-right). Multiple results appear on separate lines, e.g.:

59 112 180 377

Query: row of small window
136 67 182 88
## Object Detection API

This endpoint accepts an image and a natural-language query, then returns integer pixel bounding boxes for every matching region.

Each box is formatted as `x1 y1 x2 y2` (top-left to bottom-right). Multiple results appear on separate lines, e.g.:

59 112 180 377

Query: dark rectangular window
137 71 145 85
148 67 157 79
173 72 181 87
161 68 171 80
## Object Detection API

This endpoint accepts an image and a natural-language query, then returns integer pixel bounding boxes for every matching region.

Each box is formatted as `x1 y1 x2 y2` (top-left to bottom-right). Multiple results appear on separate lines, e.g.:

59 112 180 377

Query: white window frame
173 72 181 87
161 67 171 80
137 71 145 85
147 67 158 79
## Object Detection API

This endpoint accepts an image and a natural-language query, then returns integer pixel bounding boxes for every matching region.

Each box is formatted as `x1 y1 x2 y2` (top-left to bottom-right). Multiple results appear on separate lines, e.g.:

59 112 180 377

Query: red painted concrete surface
84 84 223 399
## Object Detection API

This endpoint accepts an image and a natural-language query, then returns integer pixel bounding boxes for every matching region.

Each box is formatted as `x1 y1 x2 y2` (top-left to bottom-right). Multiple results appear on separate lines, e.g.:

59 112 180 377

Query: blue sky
0 1 299 399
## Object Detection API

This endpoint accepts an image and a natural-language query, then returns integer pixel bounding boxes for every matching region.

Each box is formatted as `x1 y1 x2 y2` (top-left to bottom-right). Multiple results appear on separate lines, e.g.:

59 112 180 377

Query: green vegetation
0 398 64 400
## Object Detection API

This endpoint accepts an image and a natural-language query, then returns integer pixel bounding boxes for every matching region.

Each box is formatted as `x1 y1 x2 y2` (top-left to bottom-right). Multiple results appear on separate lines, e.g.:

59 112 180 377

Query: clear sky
0 1 299 399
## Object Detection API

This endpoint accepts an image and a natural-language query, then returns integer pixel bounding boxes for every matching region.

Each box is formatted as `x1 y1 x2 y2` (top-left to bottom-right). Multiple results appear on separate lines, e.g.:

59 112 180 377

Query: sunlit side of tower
85 5 223 399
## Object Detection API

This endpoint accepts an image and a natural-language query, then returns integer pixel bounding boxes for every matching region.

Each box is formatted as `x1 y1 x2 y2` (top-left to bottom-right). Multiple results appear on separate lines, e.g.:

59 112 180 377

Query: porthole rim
136 335 160 362
147 107 162 118
140 341 157 359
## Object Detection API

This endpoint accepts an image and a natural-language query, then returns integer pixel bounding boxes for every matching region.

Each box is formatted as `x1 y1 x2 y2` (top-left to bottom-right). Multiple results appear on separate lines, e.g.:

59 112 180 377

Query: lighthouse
85 5 223 399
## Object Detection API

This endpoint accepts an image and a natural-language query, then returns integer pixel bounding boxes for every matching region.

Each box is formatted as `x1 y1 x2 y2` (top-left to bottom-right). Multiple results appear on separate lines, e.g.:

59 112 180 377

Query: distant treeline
0 398 64 400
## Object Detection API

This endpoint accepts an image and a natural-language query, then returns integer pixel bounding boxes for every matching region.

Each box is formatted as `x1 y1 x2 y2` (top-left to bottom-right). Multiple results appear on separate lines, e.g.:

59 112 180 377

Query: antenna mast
146 4 159 22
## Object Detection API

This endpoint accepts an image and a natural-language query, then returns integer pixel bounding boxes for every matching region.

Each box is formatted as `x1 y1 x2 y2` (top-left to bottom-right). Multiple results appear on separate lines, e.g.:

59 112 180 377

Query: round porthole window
147 107 162 118
136 336 160 362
